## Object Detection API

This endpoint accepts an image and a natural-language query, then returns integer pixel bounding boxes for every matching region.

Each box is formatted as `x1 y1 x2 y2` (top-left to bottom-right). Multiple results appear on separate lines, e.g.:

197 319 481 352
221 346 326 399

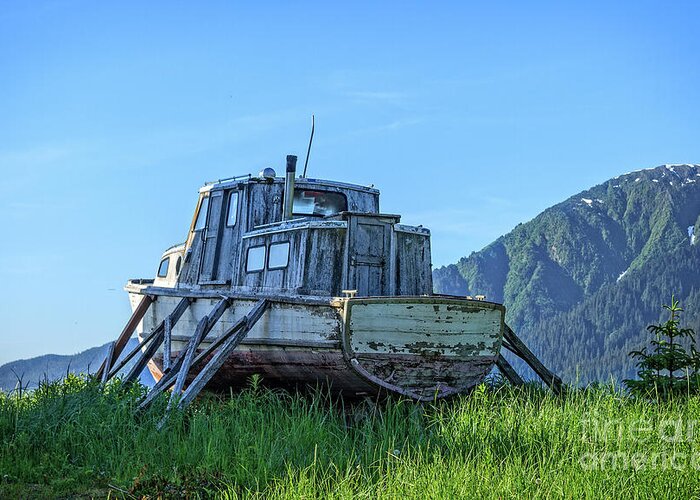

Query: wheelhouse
165 157 432 298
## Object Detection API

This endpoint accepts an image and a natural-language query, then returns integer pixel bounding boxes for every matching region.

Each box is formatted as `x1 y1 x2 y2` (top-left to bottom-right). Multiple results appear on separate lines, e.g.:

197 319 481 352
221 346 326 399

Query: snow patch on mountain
615 164 700 180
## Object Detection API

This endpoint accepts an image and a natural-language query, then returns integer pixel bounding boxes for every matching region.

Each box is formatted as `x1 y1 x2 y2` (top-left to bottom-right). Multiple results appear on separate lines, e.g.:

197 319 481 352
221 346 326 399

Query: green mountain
434 164 700 383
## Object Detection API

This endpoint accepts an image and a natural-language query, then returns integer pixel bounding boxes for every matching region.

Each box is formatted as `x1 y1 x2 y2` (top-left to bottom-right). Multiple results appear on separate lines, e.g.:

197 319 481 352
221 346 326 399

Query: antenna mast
302 114 314 178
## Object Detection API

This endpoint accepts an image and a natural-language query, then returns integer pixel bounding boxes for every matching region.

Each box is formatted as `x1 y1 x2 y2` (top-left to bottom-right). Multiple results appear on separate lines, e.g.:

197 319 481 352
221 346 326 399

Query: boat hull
127 289 504 400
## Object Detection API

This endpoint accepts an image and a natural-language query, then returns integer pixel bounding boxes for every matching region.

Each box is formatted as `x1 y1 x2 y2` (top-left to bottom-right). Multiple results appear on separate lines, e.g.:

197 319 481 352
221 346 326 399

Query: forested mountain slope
434 164 700 383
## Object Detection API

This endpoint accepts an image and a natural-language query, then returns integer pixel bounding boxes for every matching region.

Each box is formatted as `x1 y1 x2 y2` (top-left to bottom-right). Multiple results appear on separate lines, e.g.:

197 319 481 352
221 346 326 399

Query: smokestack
283 155 297 220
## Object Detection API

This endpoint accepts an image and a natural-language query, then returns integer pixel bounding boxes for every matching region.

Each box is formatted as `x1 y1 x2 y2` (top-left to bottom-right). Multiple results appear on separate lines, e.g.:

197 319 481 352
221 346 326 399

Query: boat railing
204 173 252 186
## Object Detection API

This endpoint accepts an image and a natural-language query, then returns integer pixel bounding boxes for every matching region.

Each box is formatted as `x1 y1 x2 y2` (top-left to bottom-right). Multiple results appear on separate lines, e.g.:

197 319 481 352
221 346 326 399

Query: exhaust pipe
283 155 297 220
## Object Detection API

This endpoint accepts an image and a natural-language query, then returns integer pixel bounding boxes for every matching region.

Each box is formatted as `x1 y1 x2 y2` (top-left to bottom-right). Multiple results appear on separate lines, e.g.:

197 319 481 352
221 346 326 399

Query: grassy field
1 375 699 498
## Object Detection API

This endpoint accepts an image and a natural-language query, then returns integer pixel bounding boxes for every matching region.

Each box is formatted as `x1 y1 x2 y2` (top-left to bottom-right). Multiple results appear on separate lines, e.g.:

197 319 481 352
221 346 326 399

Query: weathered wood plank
348 358 460 402
142 295 340 347
172 337 339 350
101 342 116 384
354 353 493 395
204 297 231 330
106 322 163 380
395 231 432 296
166 297 231 410
350 304 502 335
503 324 564 394
163 315 172 371
137 359 181 410
495 353 524 386
134 285 332 305
348 301 502 357
167 315 209 410
122 330 164 385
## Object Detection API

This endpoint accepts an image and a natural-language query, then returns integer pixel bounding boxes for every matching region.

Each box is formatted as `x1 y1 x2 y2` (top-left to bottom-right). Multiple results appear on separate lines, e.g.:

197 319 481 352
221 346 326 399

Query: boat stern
340 297 504 400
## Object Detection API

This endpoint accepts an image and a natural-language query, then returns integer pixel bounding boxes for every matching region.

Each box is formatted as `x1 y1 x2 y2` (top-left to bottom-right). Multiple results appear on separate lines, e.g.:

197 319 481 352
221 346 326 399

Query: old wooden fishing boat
103 155 518 404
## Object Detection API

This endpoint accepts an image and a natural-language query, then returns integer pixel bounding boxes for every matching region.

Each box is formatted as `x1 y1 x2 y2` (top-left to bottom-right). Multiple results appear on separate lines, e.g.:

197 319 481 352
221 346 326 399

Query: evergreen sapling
625 297 700 398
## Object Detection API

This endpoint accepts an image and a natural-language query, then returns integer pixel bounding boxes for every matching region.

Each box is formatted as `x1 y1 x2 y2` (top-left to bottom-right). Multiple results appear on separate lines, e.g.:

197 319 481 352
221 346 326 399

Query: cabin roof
199 175 380 195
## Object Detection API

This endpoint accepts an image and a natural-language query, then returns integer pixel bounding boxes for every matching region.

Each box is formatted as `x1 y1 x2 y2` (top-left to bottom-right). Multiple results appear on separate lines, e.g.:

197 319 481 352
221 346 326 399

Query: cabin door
347 216 392 296
199 190 226 284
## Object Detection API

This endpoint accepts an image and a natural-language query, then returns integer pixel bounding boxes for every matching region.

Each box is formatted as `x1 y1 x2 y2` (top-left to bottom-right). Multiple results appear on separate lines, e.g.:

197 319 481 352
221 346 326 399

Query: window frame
226 191 239 227
157 257 170 278
245 245 267 273
194 195 210 231
291 189 348 217
267 241 291 270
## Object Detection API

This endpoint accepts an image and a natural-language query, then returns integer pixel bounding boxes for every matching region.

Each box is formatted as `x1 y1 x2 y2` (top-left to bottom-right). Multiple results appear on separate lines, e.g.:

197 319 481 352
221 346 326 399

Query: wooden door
347 216 391 296
199 190 225 283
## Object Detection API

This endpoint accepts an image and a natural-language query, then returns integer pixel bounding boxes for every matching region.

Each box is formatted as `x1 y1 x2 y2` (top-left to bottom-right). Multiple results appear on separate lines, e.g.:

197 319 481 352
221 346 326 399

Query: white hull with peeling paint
127 281 504 400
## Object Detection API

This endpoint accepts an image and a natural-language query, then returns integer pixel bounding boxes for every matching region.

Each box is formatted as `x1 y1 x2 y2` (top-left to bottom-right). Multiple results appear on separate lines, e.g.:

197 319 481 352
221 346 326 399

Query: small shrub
624 297 700 398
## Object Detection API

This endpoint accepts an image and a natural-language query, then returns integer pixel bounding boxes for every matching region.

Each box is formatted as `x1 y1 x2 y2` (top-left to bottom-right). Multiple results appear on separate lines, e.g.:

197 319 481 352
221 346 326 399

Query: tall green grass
1 375 699 498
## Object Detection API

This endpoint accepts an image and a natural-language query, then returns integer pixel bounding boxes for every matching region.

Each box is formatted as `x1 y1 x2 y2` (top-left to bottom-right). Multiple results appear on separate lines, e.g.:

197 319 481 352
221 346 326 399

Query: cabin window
268 242 290 269
293 190 347 217
157 257 170 278
246 245 266 272
226 191 239 226
175 256 182 275
194 195 210 230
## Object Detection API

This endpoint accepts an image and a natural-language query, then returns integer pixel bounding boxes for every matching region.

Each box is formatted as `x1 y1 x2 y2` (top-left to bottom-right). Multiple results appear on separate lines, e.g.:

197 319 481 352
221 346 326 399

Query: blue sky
1 1 699 364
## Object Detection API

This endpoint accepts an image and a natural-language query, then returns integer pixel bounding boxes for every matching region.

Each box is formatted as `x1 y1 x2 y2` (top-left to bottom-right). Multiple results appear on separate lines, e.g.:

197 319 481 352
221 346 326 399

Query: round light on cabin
259 167 276 179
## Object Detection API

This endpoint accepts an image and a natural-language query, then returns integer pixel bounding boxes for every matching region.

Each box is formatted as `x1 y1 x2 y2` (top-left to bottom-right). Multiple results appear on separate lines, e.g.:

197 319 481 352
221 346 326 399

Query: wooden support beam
122 330 164 385
168 315 209 410
501 340 516 355
177 299 269 410
138 310 222 409
138 359 182 410
121 296 192 385
166 298 231 411
96 294 154 380
107 322 163 380
139 309 244 410
101 342 116 384
204 297 232 332
495 353 524 386
163 315 172 371
503 324 564 395
191 313 248 368
154 297 230 382
139 299 262 412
